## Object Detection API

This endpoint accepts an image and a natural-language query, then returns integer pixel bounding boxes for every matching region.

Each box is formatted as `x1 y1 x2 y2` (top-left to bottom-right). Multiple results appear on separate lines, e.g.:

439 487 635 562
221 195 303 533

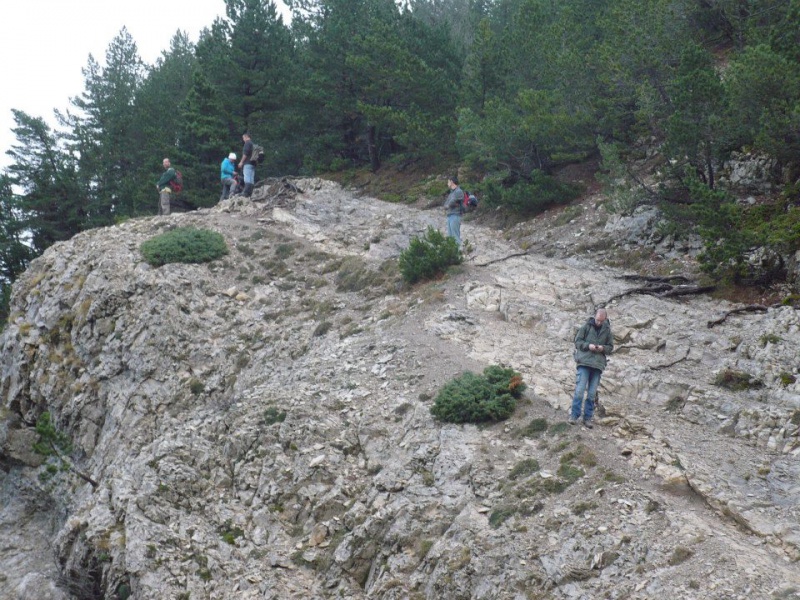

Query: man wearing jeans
443 175 464 247
238 132 255 197
570 308 613 428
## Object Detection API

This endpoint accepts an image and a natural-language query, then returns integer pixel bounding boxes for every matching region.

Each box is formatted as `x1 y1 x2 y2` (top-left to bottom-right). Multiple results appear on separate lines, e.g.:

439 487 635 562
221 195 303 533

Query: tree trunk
367 125 380 173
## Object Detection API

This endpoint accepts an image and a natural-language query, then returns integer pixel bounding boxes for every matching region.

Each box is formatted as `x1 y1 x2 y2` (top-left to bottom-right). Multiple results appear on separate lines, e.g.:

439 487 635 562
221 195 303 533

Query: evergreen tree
179 70 231 206
291 0 460 171
196 0 296 173
133 31 197 213
460 18 508 113
130 31 197 215
60 28 145 223
664 44 725 189
723 43 800 165
0 174 33 324
5 110 84 251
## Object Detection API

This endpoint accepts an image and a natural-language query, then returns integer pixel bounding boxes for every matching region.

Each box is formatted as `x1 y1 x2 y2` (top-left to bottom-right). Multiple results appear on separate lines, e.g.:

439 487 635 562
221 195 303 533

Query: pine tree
134 31 197 213
0 174 33 324
60 28 146 223
179 71 231 206
5 110 85 251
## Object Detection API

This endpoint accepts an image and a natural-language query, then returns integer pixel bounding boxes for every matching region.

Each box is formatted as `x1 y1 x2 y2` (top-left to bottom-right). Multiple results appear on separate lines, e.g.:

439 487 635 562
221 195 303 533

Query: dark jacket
242 140 254 165
156 167 176 190
573 317 614 372
444 186 465 216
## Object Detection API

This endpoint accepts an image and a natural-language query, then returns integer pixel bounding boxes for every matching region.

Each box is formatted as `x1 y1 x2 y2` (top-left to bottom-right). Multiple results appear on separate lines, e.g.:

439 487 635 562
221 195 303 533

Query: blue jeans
571 366 601 421
447 214 461 246
243 164 255 185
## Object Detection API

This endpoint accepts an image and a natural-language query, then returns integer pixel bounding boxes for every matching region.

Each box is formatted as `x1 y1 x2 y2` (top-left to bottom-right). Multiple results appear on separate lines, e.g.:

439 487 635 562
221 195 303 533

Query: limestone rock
1 178 799 599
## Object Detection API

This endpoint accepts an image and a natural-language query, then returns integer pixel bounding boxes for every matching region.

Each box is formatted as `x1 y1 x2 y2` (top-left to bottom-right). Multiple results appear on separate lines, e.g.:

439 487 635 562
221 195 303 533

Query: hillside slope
1 179 799 600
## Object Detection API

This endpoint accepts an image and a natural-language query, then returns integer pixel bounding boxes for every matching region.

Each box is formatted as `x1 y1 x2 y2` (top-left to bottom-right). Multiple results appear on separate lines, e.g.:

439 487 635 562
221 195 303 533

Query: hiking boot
583 419 594 429
568 417 578 425
243 183 254 198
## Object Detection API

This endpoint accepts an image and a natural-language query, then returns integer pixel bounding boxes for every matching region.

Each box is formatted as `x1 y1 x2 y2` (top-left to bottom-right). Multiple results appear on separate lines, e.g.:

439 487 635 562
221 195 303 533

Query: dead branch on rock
649 348 690 371
605 284 715 304
605 284 672 302
474 251 531 267
660 285 716 297
256 177 303 207
619 274 691 284
706 304 770 328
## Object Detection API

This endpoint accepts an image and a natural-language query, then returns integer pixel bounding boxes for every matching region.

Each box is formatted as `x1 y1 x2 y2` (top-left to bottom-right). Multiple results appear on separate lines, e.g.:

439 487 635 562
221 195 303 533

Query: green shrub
509 458 540 480
780 372 797 387
220 524 244 545
430 365 524 424
759 333 781 347
476 171 583 216
521 418 548 437
557 463 585 483
488 505 516 529
713 369 763 391
189 378 205 395
140 227 228 267
263 406 287 426
398 226 462 284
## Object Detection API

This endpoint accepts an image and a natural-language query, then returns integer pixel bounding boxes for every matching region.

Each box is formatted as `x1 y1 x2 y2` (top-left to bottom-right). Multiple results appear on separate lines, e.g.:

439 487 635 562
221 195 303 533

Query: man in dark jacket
570 308 613 428
155 158 177 216
238 133 255 197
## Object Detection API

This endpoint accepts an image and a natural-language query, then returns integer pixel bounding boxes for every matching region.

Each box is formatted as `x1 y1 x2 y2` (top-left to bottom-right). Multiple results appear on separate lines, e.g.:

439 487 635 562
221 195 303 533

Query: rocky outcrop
1 179 799 599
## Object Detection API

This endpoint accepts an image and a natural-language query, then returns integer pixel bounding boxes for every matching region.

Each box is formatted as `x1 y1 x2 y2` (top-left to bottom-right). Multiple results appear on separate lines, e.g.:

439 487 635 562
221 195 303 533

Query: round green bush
398 226 462 284
430 366 525 424
140 227 229 267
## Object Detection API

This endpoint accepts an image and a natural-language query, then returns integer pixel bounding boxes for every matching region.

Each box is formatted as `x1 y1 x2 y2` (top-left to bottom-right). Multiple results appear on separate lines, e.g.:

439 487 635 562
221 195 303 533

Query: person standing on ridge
238 133 255 197
155 158 177 216
220 152 238 201
570 307 614 428
443 175 464 247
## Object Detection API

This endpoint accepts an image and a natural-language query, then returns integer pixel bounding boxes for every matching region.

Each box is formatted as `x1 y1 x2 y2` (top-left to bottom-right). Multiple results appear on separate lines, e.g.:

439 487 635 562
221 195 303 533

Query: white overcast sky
0 0 290 170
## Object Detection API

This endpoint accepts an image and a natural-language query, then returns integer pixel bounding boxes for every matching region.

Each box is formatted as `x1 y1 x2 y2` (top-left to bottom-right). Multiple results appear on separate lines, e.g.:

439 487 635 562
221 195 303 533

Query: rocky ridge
1 178 799 599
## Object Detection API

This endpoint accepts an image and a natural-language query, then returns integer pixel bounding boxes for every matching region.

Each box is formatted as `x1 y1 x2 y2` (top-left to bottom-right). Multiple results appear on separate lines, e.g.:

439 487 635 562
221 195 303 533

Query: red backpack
168 170 183 193
462 190 478 211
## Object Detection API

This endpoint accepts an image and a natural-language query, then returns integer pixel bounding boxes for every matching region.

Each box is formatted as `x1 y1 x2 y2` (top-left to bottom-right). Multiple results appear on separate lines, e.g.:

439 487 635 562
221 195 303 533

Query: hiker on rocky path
570 307 613 428
220 152 238 201
238 133 255 198
443 175 464 247
155 158 177 216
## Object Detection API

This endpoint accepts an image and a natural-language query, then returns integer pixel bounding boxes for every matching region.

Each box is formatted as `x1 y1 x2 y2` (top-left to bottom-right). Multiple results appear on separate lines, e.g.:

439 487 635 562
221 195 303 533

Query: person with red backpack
155 157 179 215
443 175 464 247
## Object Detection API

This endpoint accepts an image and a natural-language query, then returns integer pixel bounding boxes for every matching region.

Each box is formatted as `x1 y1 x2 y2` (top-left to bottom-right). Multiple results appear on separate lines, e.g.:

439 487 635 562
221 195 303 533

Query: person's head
162 158 171 169
594 308 608 325
228 152 237 161
448 175 459 189
242 132 251 142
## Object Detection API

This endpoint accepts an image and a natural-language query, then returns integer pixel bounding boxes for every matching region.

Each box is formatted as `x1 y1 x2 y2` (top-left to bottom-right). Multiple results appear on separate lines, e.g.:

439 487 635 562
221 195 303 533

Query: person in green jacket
443 175 464 247
155 158 177 216
570 308 614 428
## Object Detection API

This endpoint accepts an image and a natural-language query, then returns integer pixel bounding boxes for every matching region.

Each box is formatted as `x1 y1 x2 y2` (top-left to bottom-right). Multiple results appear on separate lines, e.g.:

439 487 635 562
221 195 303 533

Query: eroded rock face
1 179 799 600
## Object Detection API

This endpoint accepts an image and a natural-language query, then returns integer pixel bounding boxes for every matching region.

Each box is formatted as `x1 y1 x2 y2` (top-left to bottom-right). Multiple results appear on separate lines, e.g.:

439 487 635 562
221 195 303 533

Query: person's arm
600 328 614 355
156 168 175 189
574 324 589 352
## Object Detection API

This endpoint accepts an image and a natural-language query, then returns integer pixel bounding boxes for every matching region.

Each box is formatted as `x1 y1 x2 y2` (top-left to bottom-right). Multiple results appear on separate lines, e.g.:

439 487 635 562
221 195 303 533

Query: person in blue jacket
220 152 238 201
